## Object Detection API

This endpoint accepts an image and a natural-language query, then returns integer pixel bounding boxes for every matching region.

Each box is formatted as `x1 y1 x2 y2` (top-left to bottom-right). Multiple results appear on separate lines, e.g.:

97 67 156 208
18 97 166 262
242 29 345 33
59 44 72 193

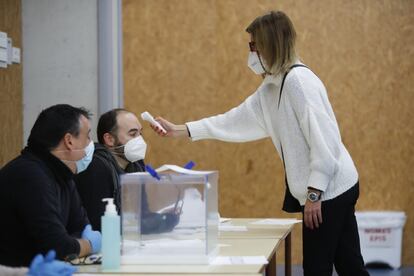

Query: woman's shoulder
284 66 330 113
287 65 323 87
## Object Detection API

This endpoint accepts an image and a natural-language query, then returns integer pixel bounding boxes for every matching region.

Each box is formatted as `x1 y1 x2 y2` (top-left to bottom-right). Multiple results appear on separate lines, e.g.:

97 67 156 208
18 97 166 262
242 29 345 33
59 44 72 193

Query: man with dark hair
0 104 101 267
75 108 179 233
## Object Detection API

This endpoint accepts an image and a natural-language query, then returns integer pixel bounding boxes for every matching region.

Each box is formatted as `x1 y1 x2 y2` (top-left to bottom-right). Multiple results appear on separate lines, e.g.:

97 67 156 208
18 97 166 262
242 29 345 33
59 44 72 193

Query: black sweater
0 146 89 267
74 143 148 231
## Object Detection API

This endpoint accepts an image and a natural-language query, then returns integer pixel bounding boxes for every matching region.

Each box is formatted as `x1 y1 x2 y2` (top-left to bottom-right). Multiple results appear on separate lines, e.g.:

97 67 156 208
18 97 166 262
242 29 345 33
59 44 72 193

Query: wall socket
12 47 20 64
7 38 12 64
0 31 7 68
0 31 7 49
0 48 7 68
0 31 21 67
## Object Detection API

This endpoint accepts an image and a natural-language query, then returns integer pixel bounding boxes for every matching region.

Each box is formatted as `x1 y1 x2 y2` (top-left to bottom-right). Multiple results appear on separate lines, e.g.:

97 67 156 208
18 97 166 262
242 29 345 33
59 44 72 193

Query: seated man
75 108 179 234
0 104 101 267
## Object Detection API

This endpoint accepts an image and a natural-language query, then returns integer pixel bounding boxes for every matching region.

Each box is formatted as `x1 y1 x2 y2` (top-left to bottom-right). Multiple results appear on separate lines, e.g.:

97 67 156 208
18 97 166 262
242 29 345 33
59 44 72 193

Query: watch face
308 192 319 202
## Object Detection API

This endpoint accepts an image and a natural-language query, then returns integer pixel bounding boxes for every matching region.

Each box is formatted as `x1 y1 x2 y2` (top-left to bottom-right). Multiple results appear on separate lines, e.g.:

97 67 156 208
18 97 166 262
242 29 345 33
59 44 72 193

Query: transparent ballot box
120 165 219 264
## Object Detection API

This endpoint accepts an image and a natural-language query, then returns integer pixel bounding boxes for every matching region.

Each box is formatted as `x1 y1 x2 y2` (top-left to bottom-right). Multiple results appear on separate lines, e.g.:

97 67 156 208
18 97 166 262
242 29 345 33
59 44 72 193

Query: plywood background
123 0 414 265
0 0 23 167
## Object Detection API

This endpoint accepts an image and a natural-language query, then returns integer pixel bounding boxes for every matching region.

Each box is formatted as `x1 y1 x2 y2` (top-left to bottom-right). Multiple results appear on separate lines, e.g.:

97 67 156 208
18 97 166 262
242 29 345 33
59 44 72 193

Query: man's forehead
117 112 141 128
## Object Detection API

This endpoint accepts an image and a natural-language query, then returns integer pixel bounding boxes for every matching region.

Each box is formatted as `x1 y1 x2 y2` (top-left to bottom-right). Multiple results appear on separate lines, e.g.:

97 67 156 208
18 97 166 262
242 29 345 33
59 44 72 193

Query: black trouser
302 183 370 276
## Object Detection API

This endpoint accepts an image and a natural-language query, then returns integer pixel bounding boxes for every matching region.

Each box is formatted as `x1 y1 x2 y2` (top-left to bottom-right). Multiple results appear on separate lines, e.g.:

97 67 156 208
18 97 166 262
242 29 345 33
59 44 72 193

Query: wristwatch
307 191 321 202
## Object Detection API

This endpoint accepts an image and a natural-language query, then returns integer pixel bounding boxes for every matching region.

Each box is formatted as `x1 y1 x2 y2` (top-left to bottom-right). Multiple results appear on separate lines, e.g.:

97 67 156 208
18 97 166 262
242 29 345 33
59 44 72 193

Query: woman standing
150 11 368 276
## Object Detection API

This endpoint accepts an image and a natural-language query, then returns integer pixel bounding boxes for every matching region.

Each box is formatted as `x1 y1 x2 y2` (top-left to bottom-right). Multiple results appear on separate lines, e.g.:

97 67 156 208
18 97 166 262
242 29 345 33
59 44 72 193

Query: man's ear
62 133 75 150
103 133 116 147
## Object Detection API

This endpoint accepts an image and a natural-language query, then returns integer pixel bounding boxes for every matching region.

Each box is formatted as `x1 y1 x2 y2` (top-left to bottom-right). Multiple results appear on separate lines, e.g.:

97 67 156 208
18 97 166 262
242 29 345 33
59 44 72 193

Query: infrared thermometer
141 111 167 134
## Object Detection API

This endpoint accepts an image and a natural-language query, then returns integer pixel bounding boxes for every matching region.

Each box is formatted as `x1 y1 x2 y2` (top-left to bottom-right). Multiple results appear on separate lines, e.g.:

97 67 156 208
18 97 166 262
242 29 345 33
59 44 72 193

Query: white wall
22 0 98 143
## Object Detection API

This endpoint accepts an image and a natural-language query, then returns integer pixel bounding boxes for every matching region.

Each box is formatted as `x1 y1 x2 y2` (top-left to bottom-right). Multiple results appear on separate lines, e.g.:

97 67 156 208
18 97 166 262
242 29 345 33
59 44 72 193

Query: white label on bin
361 228 394 247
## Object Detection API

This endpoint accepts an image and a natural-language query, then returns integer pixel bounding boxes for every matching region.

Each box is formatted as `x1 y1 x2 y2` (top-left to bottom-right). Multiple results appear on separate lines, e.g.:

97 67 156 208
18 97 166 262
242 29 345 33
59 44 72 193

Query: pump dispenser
101 198 120 270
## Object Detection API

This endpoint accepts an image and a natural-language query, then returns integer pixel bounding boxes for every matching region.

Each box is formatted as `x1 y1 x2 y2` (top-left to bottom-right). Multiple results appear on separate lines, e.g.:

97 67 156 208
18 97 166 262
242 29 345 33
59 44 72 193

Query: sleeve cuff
185 121 211 141
307 170 331 192
185 124 191 138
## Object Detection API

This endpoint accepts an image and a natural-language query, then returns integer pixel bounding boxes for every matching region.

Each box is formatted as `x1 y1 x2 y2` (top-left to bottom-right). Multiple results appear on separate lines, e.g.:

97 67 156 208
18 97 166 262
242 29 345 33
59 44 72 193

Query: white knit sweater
186 65 358 205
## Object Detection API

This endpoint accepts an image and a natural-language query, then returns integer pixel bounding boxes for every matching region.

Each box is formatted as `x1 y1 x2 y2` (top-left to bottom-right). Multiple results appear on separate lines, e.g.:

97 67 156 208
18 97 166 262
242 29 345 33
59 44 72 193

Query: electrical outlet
7 38 12 64
0 48 7 63
0 32 7 48
12 47 20 64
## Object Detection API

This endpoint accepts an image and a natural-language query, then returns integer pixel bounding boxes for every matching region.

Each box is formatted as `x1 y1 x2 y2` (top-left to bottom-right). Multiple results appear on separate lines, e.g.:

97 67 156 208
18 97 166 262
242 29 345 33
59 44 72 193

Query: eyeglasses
249 41 257 52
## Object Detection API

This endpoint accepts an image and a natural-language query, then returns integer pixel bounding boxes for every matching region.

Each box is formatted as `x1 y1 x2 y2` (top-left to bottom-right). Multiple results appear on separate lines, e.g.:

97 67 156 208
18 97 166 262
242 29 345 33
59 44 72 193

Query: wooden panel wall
0 0 23 167
123 0 414 265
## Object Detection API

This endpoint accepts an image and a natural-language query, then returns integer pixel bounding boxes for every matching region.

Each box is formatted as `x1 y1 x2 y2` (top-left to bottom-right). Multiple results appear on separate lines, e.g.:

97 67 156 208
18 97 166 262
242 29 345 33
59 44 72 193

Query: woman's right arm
152 91 269 142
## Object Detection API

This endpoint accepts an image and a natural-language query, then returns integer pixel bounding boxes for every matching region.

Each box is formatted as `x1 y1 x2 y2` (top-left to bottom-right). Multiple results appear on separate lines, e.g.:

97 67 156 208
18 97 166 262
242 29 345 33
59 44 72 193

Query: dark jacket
74 143 147 231
75 143 179 234
0 146 89 267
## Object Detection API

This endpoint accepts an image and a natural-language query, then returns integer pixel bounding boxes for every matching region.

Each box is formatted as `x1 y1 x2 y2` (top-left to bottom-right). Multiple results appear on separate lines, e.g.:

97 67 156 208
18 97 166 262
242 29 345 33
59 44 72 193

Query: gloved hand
141 212 180 234
27 250 77 276
81 224 102 254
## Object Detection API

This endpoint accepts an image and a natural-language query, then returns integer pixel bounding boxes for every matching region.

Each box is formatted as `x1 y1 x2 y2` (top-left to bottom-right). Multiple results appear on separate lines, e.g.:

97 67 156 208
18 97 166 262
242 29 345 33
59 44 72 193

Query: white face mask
247 51 268 75
123 136 147 162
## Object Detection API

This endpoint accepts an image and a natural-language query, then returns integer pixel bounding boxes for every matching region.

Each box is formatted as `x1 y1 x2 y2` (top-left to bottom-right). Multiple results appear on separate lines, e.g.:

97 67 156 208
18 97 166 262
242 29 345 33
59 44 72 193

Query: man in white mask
75 109 179 233
0 104 101 267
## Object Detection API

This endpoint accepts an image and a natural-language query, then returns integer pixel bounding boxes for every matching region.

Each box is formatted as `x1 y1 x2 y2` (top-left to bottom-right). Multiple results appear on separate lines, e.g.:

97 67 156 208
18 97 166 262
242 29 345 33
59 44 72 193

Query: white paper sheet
219 217 231 223
219 225 248 232
156 164 214 174
251 218 302 225
211 256 268 265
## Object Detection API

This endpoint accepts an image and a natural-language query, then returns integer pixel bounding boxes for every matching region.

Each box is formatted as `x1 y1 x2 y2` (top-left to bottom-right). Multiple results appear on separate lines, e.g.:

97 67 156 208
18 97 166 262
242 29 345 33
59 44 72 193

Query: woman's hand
304 199 323 230
150 117 189 138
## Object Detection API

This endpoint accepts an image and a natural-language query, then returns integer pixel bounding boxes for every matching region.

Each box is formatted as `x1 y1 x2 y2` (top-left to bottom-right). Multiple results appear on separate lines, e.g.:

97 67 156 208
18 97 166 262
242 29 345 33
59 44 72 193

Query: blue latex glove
81 224 102 254
27 250 77 276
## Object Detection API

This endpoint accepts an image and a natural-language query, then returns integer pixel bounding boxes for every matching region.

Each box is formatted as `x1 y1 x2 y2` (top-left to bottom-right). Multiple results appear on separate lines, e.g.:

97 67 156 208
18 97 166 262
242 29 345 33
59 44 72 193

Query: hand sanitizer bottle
101 198 120 270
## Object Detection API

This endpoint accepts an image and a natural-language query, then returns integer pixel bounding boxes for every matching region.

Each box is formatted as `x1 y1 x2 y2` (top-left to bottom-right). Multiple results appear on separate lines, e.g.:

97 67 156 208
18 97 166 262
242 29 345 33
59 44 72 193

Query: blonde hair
246 11 297 75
